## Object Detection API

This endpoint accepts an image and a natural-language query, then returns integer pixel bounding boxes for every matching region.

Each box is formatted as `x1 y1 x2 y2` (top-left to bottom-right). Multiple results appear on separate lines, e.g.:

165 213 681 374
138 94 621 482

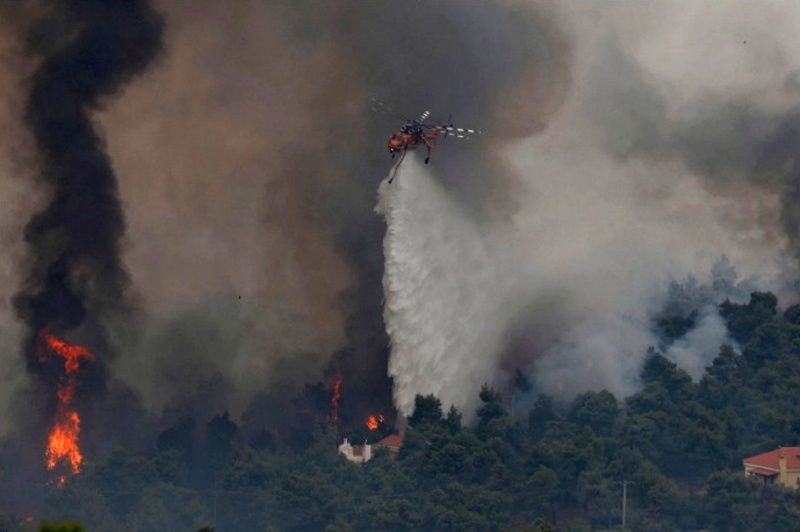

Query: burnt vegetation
1 291 799 531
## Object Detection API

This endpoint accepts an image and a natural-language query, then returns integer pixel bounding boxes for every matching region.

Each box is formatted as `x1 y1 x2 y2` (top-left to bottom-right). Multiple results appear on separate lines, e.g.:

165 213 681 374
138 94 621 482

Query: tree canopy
4 291 800 531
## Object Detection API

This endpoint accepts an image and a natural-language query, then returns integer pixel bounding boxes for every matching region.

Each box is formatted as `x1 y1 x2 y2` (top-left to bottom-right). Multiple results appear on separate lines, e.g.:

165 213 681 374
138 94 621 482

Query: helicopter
370 98 480 164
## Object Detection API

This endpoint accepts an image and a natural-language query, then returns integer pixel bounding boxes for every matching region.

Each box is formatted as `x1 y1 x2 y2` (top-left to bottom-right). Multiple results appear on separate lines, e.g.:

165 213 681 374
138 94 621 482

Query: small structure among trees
743 446 800 488
338 435 403 464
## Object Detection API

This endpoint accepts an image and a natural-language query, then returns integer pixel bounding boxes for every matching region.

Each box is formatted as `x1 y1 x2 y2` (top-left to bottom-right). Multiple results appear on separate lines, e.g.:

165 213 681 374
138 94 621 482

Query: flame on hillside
366 415 385 431
37 328 95 485
327 374 342 424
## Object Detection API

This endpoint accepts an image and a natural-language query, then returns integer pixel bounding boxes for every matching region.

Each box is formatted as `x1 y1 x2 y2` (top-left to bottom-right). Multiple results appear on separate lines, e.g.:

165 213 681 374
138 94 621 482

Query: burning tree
365 415 385 431
327 374 343 424
36 328 95 485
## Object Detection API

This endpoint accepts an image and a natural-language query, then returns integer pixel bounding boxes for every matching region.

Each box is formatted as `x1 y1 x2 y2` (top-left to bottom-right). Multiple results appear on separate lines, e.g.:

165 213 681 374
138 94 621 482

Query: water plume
377 155 519 417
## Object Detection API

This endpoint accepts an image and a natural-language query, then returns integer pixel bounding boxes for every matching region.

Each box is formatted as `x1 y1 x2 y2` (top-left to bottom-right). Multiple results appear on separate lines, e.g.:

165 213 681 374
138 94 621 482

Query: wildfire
328 374 342 424
366 415 385 431
37 327 95 485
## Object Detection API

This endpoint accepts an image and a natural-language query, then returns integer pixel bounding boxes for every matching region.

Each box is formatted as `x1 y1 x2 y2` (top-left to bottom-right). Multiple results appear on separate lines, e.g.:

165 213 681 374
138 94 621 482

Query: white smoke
377 70 786 418
377 155 520 417
665 306 732 380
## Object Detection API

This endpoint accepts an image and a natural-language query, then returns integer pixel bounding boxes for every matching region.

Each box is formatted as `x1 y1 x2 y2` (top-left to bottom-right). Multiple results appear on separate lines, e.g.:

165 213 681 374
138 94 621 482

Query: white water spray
376 155 517 418
376 136 782 420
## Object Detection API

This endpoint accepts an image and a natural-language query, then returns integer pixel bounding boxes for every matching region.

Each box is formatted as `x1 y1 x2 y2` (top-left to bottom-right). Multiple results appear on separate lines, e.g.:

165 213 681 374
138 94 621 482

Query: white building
338 434 403 464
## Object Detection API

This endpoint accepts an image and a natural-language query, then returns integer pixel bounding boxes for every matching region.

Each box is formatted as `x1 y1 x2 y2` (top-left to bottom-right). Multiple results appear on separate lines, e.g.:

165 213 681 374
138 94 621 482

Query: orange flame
366 414 385 431
328 374 342 424
38 327 95 485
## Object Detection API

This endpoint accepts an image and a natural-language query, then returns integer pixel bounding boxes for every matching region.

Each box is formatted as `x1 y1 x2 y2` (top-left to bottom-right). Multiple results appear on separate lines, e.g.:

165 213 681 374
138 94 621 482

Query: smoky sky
14 0 162 407
300 0 570 421
499 1 799 398
0 0 164 479
15 0 163 335
4 0 800 436
65 0 569 423
585 37 800 261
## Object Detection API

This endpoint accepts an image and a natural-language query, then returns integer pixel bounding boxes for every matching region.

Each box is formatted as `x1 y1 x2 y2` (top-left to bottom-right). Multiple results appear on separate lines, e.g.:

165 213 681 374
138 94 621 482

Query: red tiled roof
375 434 403 449
352 445 364 457
747 467 779 477
743 446 800 470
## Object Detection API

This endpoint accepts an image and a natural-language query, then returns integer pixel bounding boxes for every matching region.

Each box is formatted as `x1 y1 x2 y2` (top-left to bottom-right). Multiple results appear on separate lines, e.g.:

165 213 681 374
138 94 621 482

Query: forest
2 290 799 532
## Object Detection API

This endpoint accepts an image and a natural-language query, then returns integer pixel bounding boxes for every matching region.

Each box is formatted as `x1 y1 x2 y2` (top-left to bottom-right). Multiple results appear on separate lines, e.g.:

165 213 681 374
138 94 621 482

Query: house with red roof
338 434 403 464
742 446 800 489
373 434 403 460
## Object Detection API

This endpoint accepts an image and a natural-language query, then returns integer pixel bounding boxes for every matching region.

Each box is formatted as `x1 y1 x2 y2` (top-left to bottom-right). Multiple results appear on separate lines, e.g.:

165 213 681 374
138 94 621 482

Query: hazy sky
2 1 800 431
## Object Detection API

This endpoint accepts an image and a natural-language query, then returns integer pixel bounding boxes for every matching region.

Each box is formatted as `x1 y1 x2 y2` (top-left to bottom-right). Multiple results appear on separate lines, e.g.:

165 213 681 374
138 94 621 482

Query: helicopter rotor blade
445 125 481 135
443 131 477 139
369 98 483 139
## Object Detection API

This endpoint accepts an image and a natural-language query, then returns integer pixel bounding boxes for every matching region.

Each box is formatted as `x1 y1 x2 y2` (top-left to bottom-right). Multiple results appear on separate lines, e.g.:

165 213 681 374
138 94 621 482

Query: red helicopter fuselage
387 121 445 163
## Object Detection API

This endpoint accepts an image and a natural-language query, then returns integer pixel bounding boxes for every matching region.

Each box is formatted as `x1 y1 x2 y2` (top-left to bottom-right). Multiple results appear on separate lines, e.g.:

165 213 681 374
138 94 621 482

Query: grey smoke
89 0 568 421
3 0 800 432
665 306 731 380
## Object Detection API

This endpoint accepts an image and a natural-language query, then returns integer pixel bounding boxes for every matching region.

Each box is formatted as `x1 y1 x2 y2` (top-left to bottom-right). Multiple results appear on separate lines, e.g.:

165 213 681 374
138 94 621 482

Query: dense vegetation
4 291 800 531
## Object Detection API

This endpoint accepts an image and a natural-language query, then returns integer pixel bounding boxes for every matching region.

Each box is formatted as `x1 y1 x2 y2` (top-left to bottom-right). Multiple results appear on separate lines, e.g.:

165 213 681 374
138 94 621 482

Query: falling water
376 155 517 418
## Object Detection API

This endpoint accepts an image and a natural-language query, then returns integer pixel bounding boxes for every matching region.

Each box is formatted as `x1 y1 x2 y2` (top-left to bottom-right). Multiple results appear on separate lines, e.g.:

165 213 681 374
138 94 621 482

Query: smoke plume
4 0 800 438
71 0 569 423
377 1 800 413
9 0 163 458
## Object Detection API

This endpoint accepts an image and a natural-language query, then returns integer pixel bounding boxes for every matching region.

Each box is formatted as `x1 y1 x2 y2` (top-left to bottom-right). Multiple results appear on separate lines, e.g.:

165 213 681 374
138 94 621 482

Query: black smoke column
13 0 163 421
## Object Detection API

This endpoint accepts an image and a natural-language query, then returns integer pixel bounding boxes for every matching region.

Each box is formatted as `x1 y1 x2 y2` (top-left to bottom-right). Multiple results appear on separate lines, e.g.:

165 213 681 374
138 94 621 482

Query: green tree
129 484 209 532
475 385 507 441
92 448 158 518
157 415 198 471
43 481 120 532
528 394 558 440
575 468 615 524
630 462 682 525
221 445 280 489
561 517 592 532
518 466 559 524
638 349 692 397
523 518 555 532
568 390 619 437
719 291 777 345
705 471 761 532
408 394 443 428
205 412 239 480
705 344 740 382
445 405 462 434
152 448 186 484
655 308 698 343
742 320 790 369
420 483 509 532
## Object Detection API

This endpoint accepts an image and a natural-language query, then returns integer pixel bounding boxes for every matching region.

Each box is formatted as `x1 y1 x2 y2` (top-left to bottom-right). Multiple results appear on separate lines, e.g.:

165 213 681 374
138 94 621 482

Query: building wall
338 438 371 463
780 469 799 489
743 464 799 489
